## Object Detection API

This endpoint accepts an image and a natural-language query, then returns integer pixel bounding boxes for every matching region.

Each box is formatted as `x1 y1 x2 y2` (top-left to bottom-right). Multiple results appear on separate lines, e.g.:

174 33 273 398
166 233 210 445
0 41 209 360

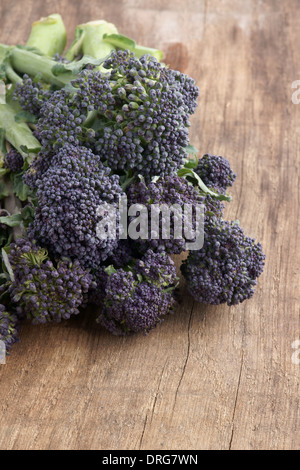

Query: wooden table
0 0 299 450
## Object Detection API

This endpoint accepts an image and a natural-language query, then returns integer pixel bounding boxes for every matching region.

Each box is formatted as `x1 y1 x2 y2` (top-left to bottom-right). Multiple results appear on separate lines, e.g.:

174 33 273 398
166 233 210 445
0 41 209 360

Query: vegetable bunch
0 14 265 352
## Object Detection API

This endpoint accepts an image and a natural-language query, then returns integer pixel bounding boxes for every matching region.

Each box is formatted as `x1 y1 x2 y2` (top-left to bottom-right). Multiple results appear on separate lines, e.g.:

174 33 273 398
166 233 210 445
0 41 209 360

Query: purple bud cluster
23 149 55 189
181 217 265 306
96 249 177 335
14 74 50 116
30 145 124 269
135 249 177 287
8 238 95 324
35 89 88 151
4 148 24 173
95 50 199 178
0 304 19 352
195 154 237 194
127 175 223 254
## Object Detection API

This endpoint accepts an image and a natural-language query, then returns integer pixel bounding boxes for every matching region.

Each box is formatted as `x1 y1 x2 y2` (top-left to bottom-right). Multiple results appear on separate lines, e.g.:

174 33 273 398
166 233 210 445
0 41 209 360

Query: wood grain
0 0 299 450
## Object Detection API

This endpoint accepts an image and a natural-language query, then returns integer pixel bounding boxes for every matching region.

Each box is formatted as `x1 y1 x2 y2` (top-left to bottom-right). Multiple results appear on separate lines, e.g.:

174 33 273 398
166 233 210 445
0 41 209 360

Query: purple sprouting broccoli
195 154 237 194
127 175 224 255
0 304 19 352
7 238 95 324
29 144 124 270
181 217 265 306
109 240 134 268
4 148 24 173
23 149 55 189
13 74 51 117
96 249 178 335
34 49 199 180
135 249 178 287
95 50 199 179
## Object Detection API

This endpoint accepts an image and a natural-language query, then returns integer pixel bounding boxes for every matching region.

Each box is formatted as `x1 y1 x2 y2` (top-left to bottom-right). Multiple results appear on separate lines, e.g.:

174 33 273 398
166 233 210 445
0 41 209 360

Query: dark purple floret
127 175 223 254
23 149 55 189
96 50 199 179
136 249 177 287
97 268 175 336
4 149 24 173
35 50 199 180
94 248 177 335
30 144 124 269
0 304 20 352
195 154 237 194
8 238 95 324
181 217 265 306
13 74 51 117
109 240 134 268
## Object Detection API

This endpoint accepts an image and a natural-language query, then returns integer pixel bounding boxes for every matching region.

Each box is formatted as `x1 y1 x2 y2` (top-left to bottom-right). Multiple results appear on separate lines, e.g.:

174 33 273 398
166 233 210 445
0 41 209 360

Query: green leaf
103 33 163 61
105 265 117 276
177 167 232 202
20 204 35 228
0 178 10 199
1 248 14 282
0 168 9 177
52 55 106 76
11 172 32 201
185 144 198 156
103 33 136 49
19 144 40 156
0 213 22 227
151 175 161 184
15 111 37 124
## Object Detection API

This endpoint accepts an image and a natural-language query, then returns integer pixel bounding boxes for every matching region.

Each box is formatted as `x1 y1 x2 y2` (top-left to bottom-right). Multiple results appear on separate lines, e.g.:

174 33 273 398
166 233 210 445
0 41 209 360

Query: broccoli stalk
26 13 67 57
0 45 72 87
65 19 163 62
0 14 68 87
65 20 118 62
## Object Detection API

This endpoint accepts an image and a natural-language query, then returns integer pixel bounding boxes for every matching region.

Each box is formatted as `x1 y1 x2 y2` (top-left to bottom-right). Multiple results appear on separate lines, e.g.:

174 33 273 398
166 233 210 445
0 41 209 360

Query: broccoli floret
34 50 199 180
13 74 51 117
29 144 124 269
127 175 224 254
7 238 94 324
96 249 177 335
4 148 24 173
0 304 19 352
23 149 54 189
95 50 199 178
135 249 178 287
181 217 265 306
195 154 237 194
109 239 134 268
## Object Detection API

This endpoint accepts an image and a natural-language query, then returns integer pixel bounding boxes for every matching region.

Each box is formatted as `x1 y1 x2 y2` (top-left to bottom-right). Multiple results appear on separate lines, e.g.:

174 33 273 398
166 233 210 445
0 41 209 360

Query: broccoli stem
0 102 41 158
3 181 23 240
4 62 22 84
65 21 118 62
0 44 71 87
26 13 67 57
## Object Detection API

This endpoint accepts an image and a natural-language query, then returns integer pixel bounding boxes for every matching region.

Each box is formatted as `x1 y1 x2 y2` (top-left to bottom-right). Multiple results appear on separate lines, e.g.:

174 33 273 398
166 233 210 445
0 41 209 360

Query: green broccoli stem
26 13 67 57
0 102 41 159
3 181 23 240
4 61 22 84
0 44 71 87
65 20 118 62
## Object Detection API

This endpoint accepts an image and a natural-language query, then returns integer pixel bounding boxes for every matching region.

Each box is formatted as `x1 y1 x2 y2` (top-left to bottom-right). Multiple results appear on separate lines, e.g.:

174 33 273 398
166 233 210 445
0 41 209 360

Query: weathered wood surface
0 0 299 450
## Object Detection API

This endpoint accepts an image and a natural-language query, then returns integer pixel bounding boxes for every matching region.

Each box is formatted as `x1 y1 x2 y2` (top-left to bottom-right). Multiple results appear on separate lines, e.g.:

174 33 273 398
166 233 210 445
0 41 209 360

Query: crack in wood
229 350 244 450
173 304 194 411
